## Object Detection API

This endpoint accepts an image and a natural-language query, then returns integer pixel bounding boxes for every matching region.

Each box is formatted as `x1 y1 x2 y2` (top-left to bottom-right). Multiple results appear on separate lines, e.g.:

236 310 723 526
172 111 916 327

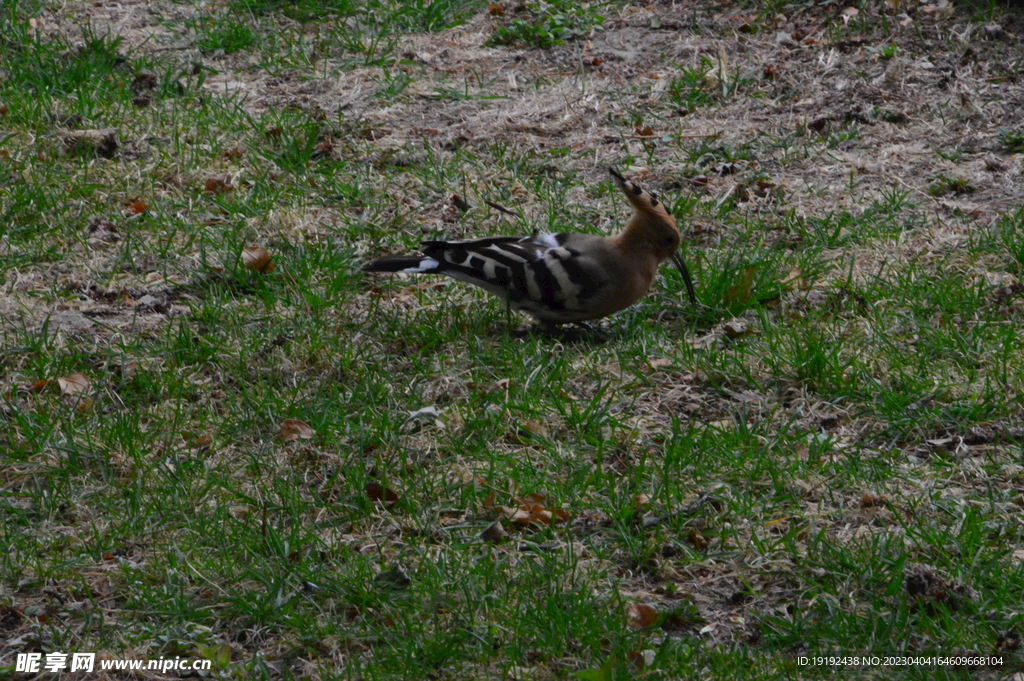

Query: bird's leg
571 321 594 333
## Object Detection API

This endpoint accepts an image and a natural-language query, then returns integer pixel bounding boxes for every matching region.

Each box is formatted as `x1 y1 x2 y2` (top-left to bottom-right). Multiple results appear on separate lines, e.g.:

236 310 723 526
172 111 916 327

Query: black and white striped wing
419 233 609 322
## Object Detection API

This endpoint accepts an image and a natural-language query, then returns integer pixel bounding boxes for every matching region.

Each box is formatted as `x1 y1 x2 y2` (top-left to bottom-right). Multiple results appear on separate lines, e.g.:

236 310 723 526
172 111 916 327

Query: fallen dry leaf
406 405 443 431
860 492 886 507
204 173 234 194
488 378 510 393
278 419 314 442
521 419 549 439
498 494 570 528
481 520 508 543
781 266 804 291
723 319 752 339
27 379 50 392
627 603 659 630
628 650 657 670
57 373 91 395
366 482 400 508
184 433 213 448
242 247 274 273
74 396 95 415
126 198 148 215
724 266 756 306
685 530 708 550
691 329 722 349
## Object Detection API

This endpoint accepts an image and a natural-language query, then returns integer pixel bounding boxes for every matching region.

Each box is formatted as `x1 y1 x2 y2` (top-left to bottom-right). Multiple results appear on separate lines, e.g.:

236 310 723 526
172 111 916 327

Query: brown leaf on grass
314 139 335 158
481 520 508 543
184 432 213 448
723 319 753 339
808 117 830 134
685 529 707 550
57 373 91 395
648 357 673 369
628 650 657 670
450 193 470 212
242 247 274 273
860 492 886 507
278 419 314 442
724 266 756 306
524 417 548 438
488 2 504 16
126 198 148 215
74 396 95 415
365 482 400 508
488 378 510 393
781 266 804 291
627 603 659 630
223 147 245 160
26 379 50 392
406 406 442 431
204 174 234 194
498 494 569 528
482 491 496 510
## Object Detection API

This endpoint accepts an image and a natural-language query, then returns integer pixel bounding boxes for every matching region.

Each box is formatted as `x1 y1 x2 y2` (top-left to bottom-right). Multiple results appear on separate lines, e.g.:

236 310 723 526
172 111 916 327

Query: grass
485 0 606 48
2 0 1024 679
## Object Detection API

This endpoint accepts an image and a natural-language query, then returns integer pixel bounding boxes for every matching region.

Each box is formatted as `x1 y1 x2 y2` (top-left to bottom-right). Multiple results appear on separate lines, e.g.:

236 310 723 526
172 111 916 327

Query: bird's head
609 167 697 304
609 167 681 260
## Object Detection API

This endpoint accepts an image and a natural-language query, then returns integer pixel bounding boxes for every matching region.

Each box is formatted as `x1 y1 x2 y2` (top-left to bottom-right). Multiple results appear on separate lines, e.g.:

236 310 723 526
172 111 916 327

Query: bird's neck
613 217 670 264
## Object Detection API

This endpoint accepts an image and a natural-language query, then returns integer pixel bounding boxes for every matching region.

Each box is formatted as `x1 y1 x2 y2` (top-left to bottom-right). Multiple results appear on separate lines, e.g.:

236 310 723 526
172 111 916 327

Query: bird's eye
662 236 676 246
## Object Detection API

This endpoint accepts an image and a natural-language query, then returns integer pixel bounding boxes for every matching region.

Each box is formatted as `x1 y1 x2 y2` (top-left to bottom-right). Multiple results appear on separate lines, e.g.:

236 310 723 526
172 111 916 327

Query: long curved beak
671 251 698 305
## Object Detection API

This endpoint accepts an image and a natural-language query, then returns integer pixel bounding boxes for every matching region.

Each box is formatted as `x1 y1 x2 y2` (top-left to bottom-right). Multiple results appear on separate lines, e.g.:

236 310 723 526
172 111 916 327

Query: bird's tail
361 255 440 273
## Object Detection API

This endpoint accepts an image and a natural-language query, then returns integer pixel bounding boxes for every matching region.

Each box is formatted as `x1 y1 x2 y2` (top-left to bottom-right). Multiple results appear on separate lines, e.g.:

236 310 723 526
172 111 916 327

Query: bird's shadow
504 322 615 345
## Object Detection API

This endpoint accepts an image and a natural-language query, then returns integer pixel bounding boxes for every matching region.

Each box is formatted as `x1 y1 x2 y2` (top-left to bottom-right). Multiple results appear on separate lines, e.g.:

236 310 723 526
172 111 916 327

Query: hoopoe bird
361 168 697 327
